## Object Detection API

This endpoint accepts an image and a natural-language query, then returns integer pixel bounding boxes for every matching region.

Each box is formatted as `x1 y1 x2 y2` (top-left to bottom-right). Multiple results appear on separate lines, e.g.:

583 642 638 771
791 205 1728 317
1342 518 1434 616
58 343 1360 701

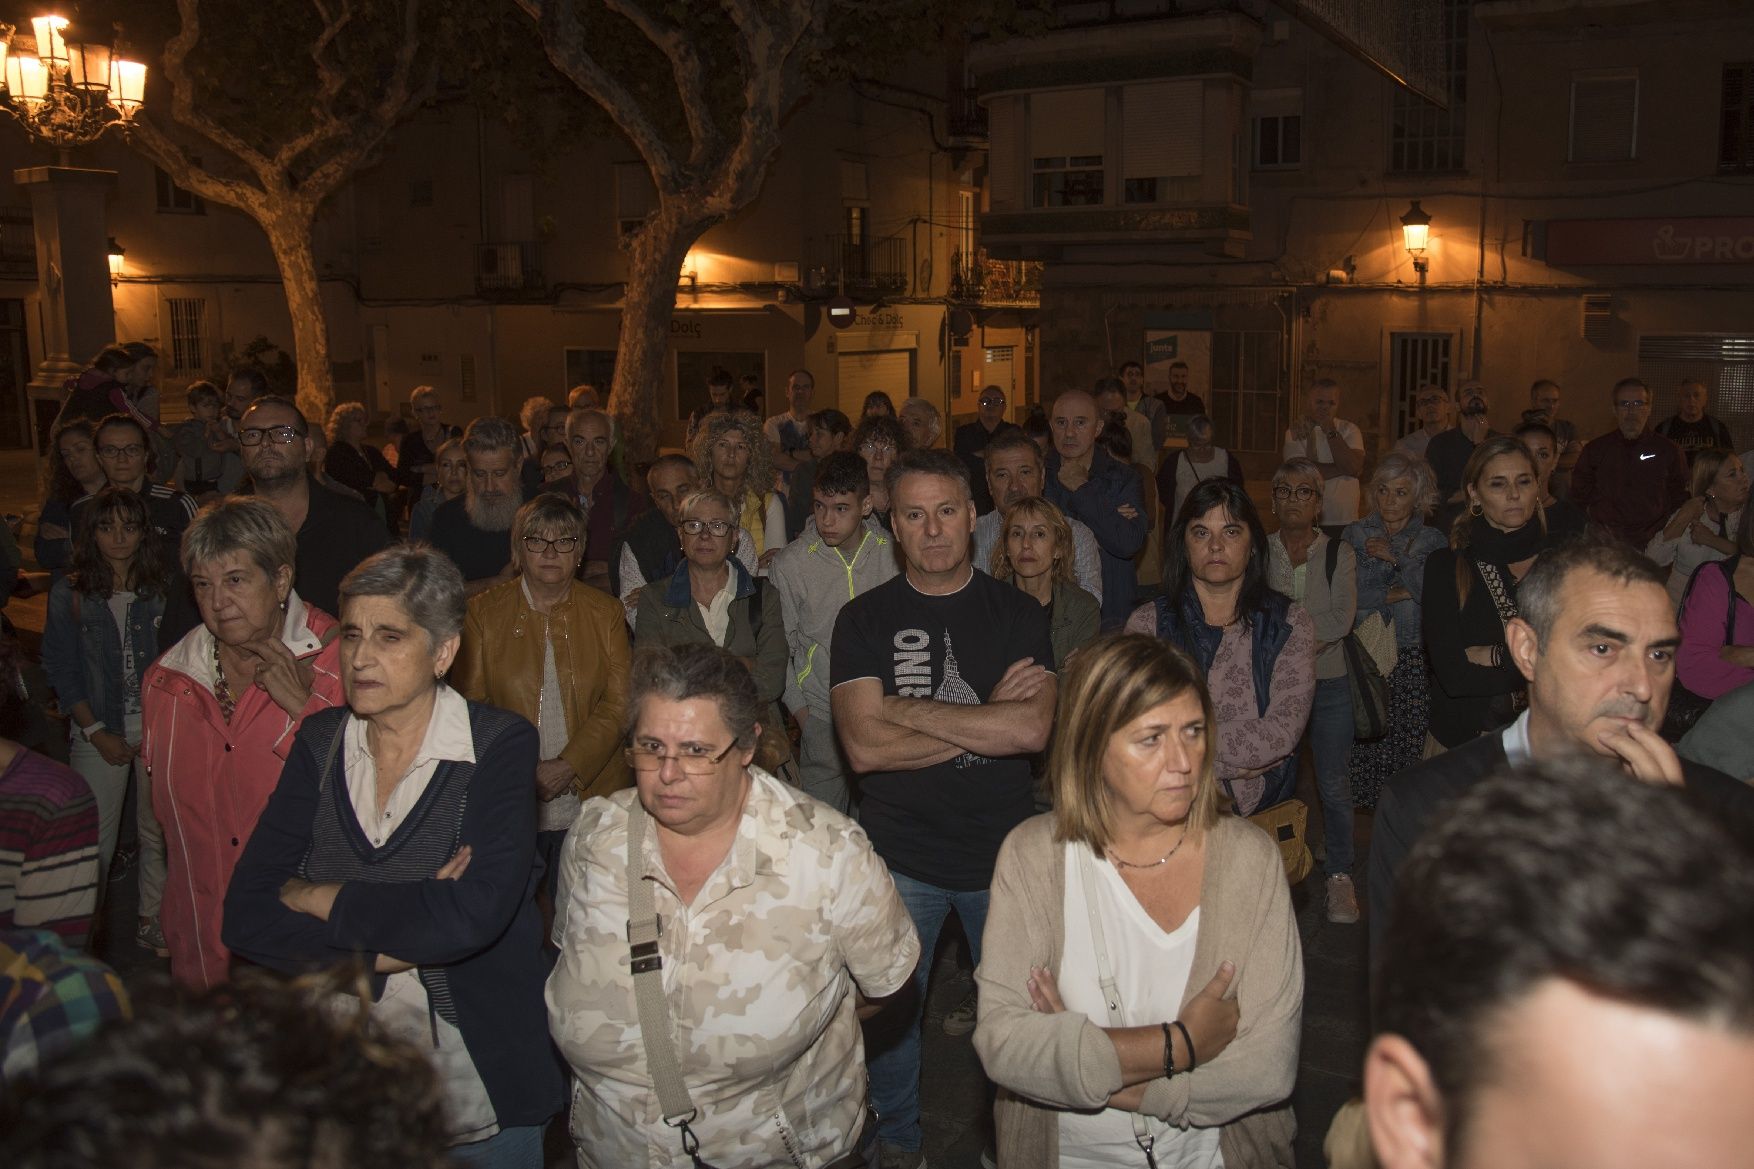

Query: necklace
1108 828 1188 870
212 641 237 723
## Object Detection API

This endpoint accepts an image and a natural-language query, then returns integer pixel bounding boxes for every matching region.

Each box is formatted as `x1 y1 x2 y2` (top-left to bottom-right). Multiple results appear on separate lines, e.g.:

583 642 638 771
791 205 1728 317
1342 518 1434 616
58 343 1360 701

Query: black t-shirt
1656 414 1734 465
1156 392 1206 443
429 495 512 583
830 570 1055 891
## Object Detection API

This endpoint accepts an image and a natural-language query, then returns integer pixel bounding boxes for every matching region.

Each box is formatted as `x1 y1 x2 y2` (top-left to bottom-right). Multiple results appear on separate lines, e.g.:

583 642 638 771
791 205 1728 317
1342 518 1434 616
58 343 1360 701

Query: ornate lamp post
0 16 147 452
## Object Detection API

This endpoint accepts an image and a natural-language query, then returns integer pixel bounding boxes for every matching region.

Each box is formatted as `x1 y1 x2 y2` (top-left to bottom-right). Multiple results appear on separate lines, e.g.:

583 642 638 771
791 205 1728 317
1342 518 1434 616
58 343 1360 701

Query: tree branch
127 118 269 217
603 0 720 169
715 0 824 209
154 0 274 178
513 0 681 188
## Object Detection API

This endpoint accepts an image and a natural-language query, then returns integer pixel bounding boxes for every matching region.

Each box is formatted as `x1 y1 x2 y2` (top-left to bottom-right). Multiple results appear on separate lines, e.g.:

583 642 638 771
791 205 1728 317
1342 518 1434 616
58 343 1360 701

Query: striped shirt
0 749 100 948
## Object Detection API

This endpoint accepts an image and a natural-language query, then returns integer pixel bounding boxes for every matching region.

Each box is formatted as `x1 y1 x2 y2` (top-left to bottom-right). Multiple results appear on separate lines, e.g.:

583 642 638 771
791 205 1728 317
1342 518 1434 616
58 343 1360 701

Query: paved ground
7 444 1369 1168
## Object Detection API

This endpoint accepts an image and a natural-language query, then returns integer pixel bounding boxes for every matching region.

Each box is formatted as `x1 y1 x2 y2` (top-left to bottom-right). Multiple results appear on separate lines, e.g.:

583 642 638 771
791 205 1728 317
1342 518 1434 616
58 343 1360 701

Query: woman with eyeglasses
453 495 630 924
546 642 919 1169
71 413 199 550
1265 458 1360 923
849 413 913 533
634 489 793 777
224 545 562 1165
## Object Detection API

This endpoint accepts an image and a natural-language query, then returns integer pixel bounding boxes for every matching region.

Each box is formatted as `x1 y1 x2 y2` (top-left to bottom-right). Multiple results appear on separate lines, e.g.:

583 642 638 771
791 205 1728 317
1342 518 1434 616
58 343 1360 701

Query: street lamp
0 16 147 162
107 237 124 282
1400 200 1432 277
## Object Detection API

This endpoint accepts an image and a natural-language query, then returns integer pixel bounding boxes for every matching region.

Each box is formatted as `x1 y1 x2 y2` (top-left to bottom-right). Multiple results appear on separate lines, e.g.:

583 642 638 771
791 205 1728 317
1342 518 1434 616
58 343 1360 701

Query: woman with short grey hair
547 643 920 1169
1342 450 1447 811
225 543 562 1166
141 497 346 988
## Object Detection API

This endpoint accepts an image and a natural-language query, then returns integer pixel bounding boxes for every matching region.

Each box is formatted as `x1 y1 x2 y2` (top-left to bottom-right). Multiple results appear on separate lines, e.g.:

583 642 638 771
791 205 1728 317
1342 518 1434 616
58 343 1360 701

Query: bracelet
80 720 107 742
1162 1021 1175 1079
1173 1020 1197 1072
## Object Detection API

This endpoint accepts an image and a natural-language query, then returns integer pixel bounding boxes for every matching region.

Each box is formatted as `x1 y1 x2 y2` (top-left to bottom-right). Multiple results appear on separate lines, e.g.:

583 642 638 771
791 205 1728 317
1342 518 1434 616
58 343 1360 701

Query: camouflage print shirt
546 768 921 1168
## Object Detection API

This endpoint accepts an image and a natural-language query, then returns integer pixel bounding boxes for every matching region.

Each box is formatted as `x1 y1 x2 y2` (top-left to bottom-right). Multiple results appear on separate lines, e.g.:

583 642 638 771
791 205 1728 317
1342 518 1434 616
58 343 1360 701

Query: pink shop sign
1546 217 1754 266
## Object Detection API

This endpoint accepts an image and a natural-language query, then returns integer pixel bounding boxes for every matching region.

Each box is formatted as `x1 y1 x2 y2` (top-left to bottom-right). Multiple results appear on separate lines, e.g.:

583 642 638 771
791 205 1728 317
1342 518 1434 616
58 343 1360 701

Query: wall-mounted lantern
1400 201 1431 277
106 236 123 282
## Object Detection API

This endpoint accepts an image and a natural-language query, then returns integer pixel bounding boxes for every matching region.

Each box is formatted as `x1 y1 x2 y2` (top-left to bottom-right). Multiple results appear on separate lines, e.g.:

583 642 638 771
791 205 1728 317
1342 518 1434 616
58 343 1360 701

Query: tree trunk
612 205 705 460
262 208 336 424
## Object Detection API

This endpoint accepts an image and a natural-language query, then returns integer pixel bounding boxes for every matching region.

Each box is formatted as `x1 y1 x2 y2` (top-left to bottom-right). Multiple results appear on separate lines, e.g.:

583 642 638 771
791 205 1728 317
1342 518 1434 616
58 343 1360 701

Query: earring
280 597 288 612
1469 502 1483 517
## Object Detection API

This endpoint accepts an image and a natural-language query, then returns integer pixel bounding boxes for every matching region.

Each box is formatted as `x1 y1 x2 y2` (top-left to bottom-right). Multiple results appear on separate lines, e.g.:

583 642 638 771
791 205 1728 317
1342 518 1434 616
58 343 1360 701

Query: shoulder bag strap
1474 561 1520 631
625 799 712 1164
1075 846 1159 1169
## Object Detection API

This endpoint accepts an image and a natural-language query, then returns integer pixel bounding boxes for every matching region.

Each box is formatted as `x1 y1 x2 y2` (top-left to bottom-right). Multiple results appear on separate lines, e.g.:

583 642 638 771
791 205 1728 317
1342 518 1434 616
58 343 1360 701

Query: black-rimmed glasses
624 739 739 775
522 535 580 555
239 425 304 446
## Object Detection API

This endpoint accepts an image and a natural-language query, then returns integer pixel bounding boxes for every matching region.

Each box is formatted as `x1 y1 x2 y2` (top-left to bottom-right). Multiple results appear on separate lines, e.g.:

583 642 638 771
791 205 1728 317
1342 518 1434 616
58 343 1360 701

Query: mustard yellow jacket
453 577 631 800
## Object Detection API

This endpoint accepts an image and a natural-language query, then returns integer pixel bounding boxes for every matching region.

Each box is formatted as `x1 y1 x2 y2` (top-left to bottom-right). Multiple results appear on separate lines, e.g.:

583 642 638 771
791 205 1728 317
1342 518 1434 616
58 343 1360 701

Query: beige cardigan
972 814 1303 1168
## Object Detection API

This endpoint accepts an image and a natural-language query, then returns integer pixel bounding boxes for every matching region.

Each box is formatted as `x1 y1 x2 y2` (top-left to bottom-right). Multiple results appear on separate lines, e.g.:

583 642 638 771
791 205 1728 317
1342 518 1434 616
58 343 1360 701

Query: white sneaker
1326 874 1360 924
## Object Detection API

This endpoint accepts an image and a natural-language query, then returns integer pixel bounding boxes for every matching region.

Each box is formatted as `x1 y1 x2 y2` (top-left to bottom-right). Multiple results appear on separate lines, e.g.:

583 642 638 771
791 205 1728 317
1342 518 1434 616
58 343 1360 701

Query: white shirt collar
1501 710 1533 765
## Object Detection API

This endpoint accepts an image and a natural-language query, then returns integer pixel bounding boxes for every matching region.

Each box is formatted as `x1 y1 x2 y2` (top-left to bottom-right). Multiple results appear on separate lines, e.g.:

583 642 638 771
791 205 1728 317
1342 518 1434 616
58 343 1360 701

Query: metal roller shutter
837 350 914 417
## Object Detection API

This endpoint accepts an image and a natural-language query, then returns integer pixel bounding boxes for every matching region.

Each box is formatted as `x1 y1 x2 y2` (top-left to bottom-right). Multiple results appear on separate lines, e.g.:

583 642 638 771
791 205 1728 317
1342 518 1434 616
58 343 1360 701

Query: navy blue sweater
223 700 563 1129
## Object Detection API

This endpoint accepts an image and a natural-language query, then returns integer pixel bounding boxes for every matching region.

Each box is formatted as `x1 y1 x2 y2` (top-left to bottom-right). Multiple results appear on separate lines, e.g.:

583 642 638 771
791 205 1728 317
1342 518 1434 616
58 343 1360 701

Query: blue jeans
866 869 990 1152
1310 675 1355 875
450 1124 544 1169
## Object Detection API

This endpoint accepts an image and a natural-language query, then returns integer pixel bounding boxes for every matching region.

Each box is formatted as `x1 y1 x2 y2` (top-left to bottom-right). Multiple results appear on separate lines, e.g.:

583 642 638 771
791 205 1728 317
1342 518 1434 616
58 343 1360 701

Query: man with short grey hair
430 416 522 593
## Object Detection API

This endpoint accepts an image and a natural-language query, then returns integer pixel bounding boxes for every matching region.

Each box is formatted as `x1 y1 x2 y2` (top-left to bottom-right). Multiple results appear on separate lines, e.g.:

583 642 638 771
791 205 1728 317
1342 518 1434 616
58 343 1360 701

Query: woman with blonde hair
323 401 397 527
689 410 787 558
974 633 1303 1169
989 496 1099 669
1646 445 1748 608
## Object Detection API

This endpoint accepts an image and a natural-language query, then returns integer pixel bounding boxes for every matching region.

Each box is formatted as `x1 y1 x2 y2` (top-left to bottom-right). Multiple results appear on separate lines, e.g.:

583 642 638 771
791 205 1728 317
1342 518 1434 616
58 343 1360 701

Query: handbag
1221 776 1313 885
1352 610 1398 679
1662 558 1739 741
624 798 876 1169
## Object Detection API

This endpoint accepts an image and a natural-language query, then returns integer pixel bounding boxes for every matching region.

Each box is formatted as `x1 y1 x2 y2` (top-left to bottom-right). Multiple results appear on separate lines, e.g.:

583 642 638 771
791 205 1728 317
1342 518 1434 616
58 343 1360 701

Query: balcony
948 88 988 146
0 208 35 280
980 204 1251 261
475 241 544 296
949 250 1043 307
805 234 909 297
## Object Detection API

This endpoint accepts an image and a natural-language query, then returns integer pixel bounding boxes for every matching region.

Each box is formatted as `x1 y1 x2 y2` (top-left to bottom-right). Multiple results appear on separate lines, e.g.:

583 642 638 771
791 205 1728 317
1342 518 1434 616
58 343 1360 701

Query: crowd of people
3 345 1753 1169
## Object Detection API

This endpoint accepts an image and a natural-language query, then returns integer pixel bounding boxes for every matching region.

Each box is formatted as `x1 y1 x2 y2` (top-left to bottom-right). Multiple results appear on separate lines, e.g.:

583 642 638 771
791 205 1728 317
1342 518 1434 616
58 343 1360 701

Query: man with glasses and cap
953 385 1022 514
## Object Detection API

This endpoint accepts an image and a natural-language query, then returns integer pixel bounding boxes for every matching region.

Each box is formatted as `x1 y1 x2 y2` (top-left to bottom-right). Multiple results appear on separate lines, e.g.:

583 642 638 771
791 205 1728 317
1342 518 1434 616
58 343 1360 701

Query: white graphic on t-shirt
894 628 932 696
934 633 980 706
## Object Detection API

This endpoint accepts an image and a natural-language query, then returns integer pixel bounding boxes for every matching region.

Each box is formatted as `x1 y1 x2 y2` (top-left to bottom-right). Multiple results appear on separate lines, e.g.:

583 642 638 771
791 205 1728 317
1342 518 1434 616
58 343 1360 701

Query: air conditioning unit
1581 294 1613 342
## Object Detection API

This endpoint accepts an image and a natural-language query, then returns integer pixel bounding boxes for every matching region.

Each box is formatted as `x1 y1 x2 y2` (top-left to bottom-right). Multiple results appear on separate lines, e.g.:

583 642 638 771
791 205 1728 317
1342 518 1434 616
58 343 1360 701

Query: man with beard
234 397 388 618
429 416 523 594
971 430 1102 604
1368 539 1754 966
1426 380 1497 507
563 408 647 594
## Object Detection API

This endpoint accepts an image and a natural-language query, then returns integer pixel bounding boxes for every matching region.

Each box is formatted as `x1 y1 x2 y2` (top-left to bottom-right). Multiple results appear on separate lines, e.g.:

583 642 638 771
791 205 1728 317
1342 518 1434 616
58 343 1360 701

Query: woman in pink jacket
142 498 343 988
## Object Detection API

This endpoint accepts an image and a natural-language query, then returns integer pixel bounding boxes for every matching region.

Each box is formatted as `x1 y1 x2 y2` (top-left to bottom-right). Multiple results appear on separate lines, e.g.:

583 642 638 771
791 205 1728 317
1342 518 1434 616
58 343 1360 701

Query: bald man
1044 389 1147 628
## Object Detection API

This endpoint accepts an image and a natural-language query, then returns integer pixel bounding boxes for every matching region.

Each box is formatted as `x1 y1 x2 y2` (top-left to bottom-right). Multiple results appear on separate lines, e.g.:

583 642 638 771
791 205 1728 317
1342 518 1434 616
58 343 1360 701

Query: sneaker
137 916 170 958
980 1145 998 1169
878 1143 926 1169
109 842 138 883
1326 874 1360 925
941 986 978 1036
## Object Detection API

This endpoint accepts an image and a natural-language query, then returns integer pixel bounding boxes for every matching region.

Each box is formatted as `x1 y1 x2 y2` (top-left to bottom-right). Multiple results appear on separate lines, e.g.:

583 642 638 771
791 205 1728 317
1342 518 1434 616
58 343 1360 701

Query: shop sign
669 317 705 338
1546 217 1754 266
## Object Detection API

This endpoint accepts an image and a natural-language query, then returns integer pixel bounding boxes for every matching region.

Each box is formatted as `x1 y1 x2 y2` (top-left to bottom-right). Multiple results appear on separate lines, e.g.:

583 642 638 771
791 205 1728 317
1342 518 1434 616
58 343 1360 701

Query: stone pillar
15 165 116 453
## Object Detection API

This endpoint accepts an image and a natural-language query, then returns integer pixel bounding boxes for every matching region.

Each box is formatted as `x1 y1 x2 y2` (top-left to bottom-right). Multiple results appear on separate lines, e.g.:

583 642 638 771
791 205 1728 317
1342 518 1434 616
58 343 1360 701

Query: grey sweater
972 814 1303 1169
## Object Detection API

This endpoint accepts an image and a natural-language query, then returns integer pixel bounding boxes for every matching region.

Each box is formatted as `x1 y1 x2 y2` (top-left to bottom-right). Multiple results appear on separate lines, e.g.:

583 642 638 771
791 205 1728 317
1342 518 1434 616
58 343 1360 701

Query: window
408 179 434 208
1638 334 1754 453
1122 81 1202 204
1721 63 1754 173
1030 89 1105 207
1253 90 1303 170
1569 73 1638 163
1390 0 1469 173
1207 330 1284 454
616 163 656 236
563 348 616 394
154 167 203 214
676 351 765 423
1389 332 1454 439
165 298 207 376
842 205 869 278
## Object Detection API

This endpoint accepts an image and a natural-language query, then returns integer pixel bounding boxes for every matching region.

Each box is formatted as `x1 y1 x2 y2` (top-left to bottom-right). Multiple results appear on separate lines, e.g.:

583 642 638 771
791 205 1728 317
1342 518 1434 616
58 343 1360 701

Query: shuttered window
1030 88 1105 160
1569 73 1639 163
987 97 1019 209
164 298 207 376
1721 63 1754 174
1123 81 1202 179
837 350 913 416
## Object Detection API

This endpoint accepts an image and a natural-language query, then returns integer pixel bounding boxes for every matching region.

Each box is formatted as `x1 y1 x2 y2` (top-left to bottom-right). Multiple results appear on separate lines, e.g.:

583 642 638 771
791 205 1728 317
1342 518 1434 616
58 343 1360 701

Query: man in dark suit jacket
1370 539 1754 965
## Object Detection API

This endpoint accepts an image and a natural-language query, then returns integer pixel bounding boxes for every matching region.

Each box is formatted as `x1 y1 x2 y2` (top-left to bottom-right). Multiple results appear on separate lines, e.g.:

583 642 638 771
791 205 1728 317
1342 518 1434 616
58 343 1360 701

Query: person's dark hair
242 395 310 435
227 366 271 398
540 441 570 461
646 452 697 481
1515 539 1666 644
1118 360 1143 377
1612 376 1649 399
984 428 1044 466
1097 415 1133 463
184 380 222 412
885 448 972 504
1374 760 1754 1157
861 390 897 419
46 419 97 502
1163 478 1273 628
814 450 870 499
807 407 851 438
68 487 173 600
1512 419 1556 449
850 414 910 462
707 367 734 390
87 344 136 376
0 970 455 1169
1021 406 1049 442
1092 376 1127 400
626 643 762 750
94 412 147 448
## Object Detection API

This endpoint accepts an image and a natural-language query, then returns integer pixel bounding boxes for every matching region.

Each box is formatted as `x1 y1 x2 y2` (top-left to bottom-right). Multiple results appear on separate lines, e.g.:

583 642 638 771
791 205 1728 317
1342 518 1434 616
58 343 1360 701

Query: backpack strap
1324 536 1340 586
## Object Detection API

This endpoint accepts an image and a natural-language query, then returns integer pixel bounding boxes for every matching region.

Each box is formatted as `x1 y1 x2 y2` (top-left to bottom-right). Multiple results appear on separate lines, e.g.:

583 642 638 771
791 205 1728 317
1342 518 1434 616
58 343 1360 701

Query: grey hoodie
769 520 899 719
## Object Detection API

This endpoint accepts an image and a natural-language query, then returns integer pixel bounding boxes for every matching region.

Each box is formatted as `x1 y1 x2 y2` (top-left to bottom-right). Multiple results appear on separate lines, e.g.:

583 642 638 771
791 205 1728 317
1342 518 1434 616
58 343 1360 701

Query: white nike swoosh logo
1639 453 1657 460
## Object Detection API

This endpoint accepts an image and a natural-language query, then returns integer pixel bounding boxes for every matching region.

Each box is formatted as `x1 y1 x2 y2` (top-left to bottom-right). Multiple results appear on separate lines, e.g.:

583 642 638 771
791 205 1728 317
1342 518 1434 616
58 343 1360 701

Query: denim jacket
42 576 166 733
1341 513 1447 648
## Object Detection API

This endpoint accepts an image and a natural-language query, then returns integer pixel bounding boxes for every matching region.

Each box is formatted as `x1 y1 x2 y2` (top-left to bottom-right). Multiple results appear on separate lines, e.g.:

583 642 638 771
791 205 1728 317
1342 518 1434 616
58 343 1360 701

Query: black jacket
1368 730 1754 979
